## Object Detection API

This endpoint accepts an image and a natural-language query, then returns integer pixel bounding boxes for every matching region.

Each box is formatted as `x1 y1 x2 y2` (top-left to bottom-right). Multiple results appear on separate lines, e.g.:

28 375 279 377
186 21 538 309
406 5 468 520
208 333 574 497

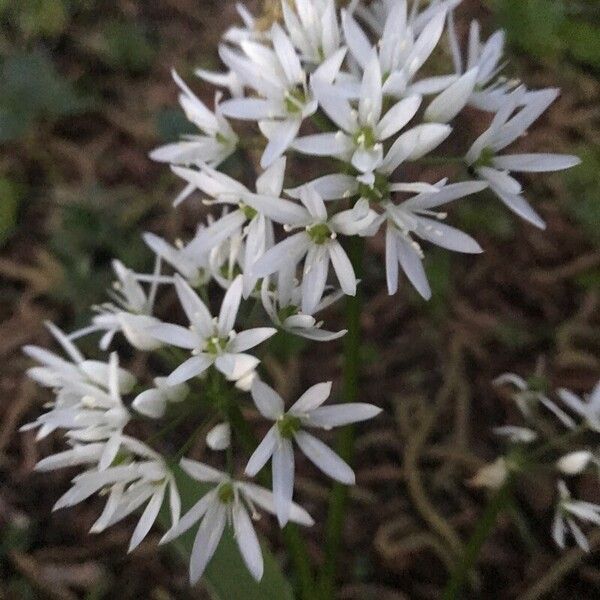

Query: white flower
493 426 537 444
494 372 577 429
245 379 381 526
556 451 595 476
143 231 210 286
219 24 345 167
251 186 377 314
558 382 600 432
172 157 295 296
294 48 423 172
50 437 180 552
70 260 163 351
281 0 341 64
469 457 509 490
149 275 276 385
206 422 231 450
132 377 189 419
466 86 580 229
260 273 346 342
553 480 600 552
150 70 237 169
160 459 314 583
379 181 487 299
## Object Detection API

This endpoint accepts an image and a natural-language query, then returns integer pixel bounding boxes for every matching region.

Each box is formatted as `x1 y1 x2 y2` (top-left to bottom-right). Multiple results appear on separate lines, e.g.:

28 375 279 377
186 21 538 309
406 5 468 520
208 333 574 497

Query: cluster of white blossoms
473 375 600 552
23 0 585 586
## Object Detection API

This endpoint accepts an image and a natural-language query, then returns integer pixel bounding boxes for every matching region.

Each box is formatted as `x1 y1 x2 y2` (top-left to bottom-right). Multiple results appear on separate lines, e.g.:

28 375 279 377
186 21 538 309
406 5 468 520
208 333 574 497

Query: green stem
442 476 515 600
319 235 364 599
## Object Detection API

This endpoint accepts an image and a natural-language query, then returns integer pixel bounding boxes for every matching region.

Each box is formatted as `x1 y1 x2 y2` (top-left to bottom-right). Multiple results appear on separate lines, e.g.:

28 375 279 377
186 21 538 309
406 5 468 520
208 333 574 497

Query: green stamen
218 482 235 504
277 414 302 439
307 222 332 244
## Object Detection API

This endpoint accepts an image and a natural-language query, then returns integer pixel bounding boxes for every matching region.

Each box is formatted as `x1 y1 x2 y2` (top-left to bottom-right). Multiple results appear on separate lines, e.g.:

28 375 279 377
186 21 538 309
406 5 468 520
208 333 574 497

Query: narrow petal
293 133 354 157
260 119 301 168
129 486 165 551
167 355 212 386
328 242 357 296
252 232 310 277
233 503 264 581
376 95 422 140
245 426 278 477
396 235 432 300
305 403 382 429
273 439 295 527
174 275 213 337
415 218 483 253
218 275 243 336
490 187 546 230
190 502 227 584
215 353 260 381
161 489 219 544
229 328 277 353
294 430 355 484
301 246 329 315
251 379 285 419
180 458 225 483
148 323 199 349
492 154 581 173
424 67 479 124
290 382 332 414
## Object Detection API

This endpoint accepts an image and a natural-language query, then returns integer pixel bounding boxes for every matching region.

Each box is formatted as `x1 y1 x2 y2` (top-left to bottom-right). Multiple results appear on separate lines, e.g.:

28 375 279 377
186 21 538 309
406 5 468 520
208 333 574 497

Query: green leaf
561 19 600 68
160 466 294 600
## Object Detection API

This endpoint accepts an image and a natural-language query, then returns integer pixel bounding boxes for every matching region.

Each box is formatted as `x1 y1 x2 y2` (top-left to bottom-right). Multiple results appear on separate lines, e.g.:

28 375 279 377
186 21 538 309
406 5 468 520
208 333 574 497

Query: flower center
306 222 332 244
218 482 235 504
358 172 390 203
240 202 258 220
473 147 495 169
278 305 299 322
204 335 229 355
353 126 377 149
285 85 307 114
277 414 302 439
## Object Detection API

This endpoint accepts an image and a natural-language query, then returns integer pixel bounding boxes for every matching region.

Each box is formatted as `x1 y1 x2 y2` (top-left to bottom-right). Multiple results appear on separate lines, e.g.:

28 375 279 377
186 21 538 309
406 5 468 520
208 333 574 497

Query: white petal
245 426 278 477
215 353 260 382
376 95 422 140
260 119 301 168
218 275 243 336
492 154 581 173
167 355 212 386
256 156 286 196
396 234 432 300
251 380 285 419
220 97 277 120
273 439 295 527
306 403 382 429
206 422 231 451
290 382 332 414
271 23 303 85
174 275 213 337
294 430 355 484
301 246 329 315
425 68 479 124
180 458 225 482
293 133 354 157
245 193 308 226
341 9 373 69
129 486 165 551
415 218 483 253
161 489 219 544
351 145 384 173
328 242 357 296
359 50 382 126
132 389 167 419
229 328 277 353
238 482 314 526
386 225 399 294
490 187 546 230
252 232 310 277
478 167 522 195
233 502 264 581
149 323 198 349
190 502 227 584
286 175 358 201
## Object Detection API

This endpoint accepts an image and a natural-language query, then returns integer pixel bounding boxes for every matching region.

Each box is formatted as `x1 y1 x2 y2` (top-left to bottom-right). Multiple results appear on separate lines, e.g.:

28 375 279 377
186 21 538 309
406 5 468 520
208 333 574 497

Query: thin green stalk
442 476 515 600
319 235 364 599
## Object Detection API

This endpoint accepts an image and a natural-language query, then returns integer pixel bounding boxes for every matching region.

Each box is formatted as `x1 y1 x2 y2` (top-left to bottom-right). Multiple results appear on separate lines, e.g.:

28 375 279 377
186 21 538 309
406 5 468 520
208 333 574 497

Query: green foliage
92 20 156 74
0 0 70 39
0 50 88 142
49 187 150 313
563 147 600 245
161 466 294 600
495 0 600 70
0 177 23 246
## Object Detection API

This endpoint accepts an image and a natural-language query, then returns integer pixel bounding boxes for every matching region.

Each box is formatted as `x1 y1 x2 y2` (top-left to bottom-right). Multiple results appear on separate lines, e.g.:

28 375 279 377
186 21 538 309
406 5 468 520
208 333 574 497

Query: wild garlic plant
472 375 600 553
23 0 587 595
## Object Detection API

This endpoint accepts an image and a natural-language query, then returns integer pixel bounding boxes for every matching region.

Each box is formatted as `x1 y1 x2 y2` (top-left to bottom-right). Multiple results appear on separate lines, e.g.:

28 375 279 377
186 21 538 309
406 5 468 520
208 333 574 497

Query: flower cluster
473 375 600 552
23 0 582 585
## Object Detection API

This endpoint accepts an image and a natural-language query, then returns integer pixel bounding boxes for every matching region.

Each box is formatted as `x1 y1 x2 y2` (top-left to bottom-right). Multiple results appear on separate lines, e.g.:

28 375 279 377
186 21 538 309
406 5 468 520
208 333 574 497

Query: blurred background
1 1 599 598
